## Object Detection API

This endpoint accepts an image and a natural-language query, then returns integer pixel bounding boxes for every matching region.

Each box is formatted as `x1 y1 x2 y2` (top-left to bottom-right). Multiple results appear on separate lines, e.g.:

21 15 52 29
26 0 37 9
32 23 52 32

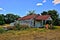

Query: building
17 14 52 27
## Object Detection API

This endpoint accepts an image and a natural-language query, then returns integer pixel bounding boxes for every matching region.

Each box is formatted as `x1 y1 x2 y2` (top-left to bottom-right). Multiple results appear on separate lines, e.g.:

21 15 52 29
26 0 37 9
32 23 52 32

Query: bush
0 21 5 25
15 23 30 30
52 26 58 29
20 24 30 30
48 26 58 30
15 23 21 30
0 27 6 33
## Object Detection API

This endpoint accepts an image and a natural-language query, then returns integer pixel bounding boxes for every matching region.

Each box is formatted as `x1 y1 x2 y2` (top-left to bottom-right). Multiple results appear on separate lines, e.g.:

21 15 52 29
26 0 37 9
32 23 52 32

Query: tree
0 13 20 25
41 11 47 15
41 10 59 25
5 13 20 24
54 18 60 26
27 10 36 15
47 10 59 25
0 14 5 25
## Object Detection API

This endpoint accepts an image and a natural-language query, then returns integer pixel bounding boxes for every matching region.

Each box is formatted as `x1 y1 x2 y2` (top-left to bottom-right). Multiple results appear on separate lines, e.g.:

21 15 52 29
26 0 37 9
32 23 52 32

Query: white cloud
0 8 5 11
52 0 60 5
36 3 43 6
43 0 46 3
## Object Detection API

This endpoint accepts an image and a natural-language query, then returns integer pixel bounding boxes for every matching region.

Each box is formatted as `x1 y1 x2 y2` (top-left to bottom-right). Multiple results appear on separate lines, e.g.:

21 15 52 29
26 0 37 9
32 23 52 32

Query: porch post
45 20 46 24
42 20 43 26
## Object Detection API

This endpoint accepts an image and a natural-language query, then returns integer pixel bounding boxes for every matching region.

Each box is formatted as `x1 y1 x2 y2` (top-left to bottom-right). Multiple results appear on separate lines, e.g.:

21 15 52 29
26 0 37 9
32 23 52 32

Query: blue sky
0 0 60 17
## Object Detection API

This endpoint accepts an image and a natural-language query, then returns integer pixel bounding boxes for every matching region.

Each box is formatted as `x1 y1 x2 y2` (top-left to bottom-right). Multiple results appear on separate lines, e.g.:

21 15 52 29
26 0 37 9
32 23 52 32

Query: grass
0 26 60 40
0 24 10 27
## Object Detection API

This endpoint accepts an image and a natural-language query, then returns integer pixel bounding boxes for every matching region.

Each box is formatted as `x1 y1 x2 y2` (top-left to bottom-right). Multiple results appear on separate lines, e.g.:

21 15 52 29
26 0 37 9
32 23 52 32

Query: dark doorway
46 20 51 24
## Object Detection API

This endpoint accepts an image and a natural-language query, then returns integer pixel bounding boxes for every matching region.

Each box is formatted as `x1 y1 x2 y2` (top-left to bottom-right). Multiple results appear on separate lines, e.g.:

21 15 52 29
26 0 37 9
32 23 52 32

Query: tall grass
0 27 6 34
15 23 30 30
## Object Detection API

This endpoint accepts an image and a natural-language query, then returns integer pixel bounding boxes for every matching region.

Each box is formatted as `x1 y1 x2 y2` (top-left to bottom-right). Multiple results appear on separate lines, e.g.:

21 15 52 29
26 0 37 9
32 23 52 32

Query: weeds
0 27 6 34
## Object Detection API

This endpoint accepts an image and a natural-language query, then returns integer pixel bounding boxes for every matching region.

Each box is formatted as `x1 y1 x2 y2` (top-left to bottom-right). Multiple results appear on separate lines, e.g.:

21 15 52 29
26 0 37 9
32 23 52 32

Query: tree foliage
0 13 20 25
0 14 5 25
41 10 59 25
41 11 47 15
5 13 20 24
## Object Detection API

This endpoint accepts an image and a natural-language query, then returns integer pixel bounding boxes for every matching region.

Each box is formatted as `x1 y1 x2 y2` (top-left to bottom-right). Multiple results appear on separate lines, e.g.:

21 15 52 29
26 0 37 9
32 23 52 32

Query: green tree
0 13 20 25
41 11 47 15
0 14 5 25
41 10 59 25
5 13 20 24
47 10 59 25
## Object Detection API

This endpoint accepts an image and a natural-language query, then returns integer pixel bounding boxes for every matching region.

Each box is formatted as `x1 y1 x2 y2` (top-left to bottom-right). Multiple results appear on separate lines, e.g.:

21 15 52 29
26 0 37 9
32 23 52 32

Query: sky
0 0 60 17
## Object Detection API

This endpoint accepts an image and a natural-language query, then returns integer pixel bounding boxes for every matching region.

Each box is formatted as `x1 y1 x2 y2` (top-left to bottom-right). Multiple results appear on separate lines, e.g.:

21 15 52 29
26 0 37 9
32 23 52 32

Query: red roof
18 14 38 20
18 14 50 20
36 15 50 20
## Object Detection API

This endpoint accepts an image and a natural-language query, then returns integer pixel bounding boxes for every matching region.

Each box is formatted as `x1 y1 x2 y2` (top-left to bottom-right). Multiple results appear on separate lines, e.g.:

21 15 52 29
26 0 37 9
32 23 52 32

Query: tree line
0 10 60 26
27 10 60 26
0 13 20 25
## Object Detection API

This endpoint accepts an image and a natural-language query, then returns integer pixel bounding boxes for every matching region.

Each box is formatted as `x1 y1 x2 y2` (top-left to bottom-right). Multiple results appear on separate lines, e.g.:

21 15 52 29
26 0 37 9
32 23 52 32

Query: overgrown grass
0 27 6 34
0 26 60 40
51 26 60 30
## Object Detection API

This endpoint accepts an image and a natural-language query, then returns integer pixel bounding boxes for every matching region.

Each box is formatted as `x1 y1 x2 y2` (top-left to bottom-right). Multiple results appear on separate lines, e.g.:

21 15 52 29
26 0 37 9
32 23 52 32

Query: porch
34 20 52 28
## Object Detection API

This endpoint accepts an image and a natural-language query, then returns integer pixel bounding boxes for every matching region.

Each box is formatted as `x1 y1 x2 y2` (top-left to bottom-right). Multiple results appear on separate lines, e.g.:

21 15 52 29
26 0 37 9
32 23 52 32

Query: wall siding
19 19 34 27
35 21 42 27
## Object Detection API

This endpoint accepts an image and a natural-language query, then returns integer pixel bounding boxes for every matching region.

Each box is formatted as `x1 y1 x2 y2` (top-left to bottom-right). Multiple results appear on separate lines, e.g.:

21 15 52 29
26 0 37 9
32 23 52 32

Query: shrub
0 27 6 33
20 24 30 30
52 26 58 29
15 23 21 30
48 26 58 30
15 23 30 30
0 21 5 25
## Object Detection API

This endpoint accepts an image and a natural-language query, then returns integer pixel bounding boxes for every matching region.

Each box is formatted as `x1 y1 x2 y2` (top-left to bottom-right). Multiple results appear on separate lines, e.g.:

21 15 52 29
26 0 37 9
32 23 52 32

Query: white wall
35 21 42 27
19 19 34 27
46 17 52 20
